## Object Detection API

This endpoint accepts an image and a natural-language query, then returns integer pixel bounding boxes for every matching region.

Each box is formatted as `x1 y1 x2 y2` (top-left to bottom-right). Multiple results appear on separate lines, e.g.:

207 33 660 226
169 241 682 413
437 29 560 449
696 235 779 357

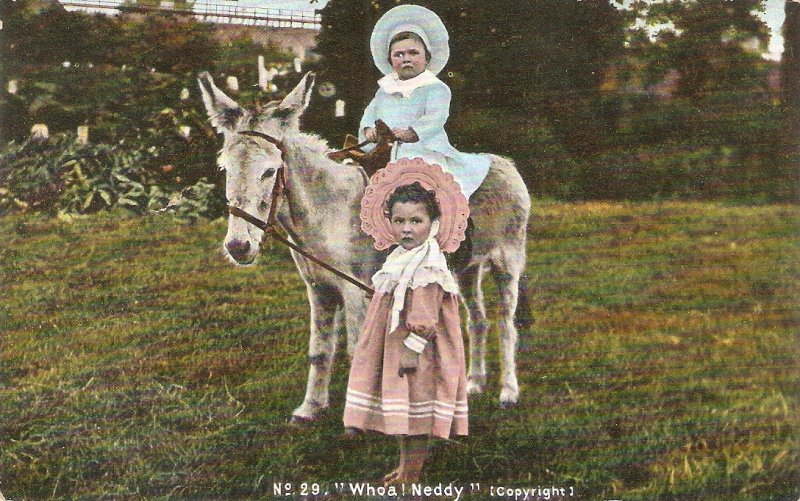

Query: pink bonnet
360 157 469 253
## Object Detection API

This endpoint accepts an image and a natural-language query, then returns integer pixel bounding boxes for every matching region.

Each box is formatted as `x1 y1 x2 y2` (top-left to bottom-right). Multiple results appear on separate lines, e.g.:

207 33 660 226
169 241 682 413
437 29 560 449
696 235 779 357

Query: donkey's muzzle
225 239 252 262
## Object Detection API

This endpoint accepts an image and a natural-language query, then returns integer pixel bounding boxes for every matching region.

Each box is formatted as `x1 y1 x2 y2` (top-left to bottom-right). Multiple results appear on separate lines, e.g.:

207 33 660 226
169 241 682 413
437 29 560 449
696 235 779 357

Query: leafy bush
0 132 220 219
446 107 794 202
147 177 218 223
448 109 588 199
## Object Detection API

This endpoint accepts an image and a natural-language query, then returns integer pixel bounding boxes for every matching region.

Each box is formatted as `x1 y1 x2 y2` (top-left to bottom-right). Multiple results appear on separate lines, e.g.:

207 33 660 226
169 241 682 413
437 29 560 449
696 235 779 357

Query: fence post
258 55 268 91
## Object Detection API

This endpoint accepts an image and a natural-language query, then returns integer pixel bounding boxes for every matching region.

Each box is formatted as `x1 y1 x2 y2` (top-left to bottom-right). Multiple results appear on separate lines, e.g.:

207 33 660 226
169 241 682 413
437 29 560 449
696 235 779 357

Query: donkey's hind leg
458 263 489 395
291 282 343 423
490 250 525 408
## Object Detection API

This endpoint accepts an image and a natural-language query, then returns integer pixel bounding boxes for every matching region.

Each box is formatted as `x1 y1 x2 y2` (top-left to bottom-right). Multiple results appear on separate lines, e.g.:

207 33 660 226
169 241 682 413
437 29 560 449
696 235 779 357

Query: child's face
390 201 433 250
389 38 428 80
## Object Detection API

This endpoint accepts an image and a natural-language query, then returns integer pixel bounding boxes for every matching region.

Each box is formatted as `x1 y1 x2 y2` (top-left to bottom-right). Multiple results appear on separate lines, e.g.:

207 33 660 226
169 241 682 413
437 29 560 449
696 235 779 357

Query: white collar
378 70 440 98
371 220 458 333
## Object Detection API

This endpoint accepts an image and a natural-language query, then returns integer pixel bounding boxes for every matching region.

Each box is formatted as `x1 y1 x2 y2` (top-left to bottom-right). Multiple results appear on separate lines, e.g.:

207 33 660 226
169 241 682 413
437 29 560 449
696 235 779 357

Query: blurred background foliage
0 0 295 218
0 0 797 219
313 0 796 201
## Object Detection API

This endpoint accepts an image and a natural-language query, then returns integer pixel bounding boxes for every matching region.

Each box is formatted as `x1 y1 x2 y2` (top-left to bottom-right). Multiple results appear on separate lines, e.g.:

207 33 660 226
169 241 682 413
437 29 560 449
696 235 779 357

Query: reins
230 130 375 295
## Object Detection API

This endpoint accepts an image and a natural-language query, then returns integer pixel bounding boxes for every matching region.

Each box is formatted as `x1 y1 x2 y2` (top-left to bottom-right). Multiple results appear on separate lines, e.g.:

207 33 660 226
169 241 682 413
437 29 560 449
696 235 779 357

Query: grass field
1 201 798 500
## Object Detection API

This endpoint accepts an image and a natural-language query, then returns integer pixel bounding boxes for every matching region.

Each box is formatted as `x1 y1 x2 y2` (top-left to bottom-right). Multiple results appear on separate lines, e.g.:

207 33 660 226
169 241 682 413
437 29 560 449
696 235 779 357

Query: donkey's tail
514 274 534 330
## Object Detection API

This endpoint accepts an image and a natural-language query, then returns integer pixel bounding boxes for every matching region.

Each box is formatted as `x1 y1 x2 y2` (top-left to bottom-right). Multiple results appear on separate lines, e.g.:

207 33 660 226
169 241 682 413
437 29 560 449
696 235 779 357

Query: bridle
234 130 288 229
227 130 374 295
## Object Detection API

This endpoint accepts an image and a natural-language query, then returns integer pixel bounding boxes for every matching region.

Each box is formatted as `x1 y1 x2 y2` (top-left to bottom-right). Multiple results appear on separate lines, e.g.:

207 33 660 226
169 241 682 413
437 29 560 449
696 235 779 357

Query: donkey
199 71 532 422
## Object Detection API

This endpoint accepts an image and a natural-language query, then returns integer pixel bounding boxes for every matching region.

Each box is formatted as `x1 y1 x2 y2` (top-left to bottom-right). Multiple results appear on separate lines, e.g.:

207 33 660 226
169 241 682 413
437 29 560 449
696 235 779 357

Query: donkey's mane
285 132 358 178
290 132 332 156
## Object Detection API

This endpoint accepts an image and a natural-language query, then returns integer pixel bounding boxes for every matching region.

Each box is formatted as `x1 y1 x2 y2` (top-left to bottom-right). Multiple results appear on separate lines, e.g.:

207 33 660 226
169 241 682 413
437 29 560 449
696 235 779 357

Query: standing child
344 158 470 485
359 4 490 201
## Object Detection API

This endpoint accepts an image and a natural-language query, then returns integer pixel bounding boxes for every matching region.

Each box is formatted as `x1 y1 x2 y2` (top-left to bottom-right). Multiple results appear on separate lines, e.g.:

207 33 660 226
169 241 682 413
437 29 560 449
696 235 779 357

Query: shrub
0 132 221 219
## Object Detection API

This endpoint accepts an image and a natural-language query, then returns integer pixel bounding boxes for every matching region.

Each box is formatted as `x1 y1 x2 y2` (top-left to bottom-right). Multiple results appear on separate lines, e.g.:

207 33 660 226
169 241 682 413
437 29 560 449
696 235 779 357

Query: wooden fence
59 0 321 28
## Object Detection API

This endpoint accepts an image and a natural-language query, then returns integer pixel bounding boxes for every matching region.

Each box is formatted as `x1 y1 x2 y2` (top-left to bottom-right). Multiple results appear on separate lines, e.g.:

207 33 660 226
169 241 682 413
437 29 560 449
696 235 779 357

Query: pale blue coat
359 78 490 200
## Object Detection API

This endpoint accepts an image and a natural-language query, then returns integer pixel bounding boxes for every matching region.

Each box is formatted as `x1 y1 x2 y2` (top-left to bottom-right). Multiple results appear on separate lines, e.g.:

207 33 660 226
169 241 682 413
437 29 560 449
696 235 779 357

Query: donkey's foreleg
342 284 369 359
291 283 342 423
491 259 522 408
458 264 489 395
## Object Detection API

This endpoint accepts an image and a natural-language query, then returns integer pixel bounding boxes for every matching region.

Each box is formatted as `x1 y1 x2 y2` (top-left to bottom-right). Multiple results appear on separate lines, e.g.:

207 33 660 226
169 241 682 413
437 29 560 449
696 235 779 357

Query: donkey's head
198 71 315 264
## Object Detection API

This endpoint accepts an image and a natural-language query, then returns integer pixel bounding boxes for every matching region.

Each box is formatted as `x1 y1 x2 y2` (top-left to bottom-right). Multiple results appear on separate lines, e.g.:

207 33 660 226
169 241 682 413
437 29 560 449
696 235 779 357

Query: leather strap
231 130 374 295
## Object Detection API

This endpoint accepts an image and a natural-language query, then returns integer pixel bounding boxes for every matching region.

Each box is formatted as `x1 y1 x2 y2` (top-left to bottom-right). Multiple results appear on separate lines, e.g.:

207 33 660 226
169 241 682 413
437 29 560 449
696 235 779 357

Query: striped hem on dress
345 388 468 418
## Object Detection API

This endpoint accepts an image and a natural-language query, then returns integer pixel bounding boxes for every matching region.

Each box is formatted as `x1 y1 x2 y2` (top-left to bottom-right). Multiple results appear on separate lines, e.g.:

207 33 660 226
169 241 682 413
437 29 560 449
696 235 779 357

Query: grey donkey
199 71 532 422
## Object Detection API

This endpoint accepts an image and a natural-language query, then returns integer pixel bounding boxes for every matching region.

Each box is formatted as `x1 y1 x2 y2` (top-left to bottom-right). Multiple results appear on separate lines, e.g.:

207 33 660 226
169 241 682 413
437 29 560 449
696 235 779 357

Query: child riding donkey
340 6 508 485
199 4 531 426
333 5 490 266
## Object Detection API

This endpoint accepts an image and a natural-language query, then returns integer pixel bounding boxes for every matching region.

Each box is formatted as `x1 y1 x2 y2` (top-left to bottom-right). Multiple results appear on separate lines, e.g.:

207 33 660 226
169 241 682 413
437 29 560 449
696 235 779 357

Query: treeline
0 0 796 215
310 0 797 201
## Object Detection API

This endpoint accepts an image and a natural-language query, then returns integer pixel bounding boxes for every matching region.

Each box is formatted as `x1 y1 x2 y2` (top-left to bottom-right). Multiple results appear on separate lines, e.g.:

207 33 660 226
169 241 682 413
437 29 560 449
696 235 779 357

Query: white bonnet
369 5 450 75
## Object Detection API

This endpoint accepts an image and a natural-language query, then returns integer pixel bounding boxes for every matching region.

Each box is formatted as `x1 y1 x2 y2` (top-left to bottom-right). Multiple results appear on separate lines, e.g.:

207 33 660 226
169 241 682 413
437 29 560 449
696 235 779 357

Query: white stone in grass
30 124 49 141
77 125 89 145
226 76 239 92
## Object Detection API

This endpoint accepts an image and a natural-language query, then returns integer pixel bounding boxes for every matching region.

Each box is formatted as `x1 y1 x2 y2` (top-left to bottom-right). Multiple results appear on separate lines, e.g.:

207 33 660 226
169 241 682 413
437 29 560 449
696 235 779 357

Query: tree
312 0 626 152
783 0 799 115
465 0 626 152
781 0 799 176
639 0 770 100
114 13 218 73
311 0 380 138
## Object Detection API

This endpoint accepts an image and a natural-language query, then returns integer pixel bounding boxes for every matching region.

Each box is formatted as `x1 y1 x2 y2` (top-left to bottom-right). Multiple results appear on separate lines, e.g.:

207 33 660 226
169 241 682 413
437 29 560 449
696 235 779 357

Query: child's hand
398 346 419 377
364 127 378 143
407 324 436 341
391 127 419 143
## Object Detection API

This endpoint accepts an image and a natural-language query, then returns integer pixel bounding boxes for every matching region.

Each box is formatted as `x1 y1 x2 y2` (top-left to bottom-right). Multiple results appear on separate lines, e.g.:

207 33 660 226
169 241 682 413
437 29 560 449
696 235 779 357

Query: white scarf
378 69 440 98
371 220 459 333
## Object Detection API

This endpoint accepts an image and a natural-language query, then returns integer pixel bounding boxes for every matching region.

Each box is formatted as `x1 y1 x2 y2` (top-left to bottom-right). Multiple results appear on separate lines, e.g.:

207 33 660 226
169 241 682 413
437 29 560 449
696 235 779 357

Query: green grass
1 202 798 500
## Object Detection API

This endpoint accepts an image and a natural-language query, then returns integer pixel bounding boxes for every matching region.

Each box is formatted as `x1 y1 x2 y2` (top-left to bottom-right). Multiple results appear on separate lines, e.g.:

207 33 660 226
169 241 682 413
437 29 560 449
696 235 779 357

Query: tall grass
1 202 798 499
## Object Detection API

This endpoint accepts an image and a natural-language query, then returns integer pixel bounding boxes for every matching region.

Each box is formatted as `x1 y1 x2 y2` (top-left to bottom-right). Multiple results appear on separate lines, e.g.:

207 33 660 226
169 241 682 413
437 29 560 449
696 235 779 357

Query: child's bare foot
343 427 363 438
383 468 400 485
384 466 422 486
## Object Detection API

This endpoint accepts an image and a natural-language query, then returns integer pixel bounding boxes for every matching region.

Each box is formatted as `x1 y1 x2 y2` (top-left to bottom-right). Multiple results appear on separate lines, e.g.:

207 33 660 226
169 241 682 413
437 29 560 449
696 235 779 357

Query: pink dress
343 283 468 439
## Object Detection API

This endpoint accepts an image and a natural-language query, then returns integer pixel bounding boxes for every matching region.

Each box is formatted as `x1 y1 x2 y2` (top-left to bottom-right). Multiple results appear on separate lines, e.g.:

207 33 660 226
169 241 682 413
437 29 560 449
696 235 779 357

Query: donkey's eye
261 168 276 180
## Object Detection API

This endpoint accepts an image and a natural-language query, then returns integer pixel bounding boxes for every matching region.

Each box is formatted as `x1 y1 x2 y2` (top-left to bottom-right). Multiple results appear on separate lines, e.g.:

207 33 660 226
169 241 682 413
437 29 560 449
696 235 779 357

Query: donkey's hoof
467 378 485 395
289 414 315 425
500 386 519 406
289 407 329 425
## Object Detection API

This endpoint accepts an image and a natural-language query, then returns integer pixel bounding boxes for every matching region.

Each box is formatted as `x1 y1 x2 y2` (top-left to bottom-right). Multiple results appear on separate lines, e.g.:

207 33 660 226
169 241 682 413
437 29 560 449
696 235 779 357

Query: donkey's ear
277 72 316 122
198 71 245 132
